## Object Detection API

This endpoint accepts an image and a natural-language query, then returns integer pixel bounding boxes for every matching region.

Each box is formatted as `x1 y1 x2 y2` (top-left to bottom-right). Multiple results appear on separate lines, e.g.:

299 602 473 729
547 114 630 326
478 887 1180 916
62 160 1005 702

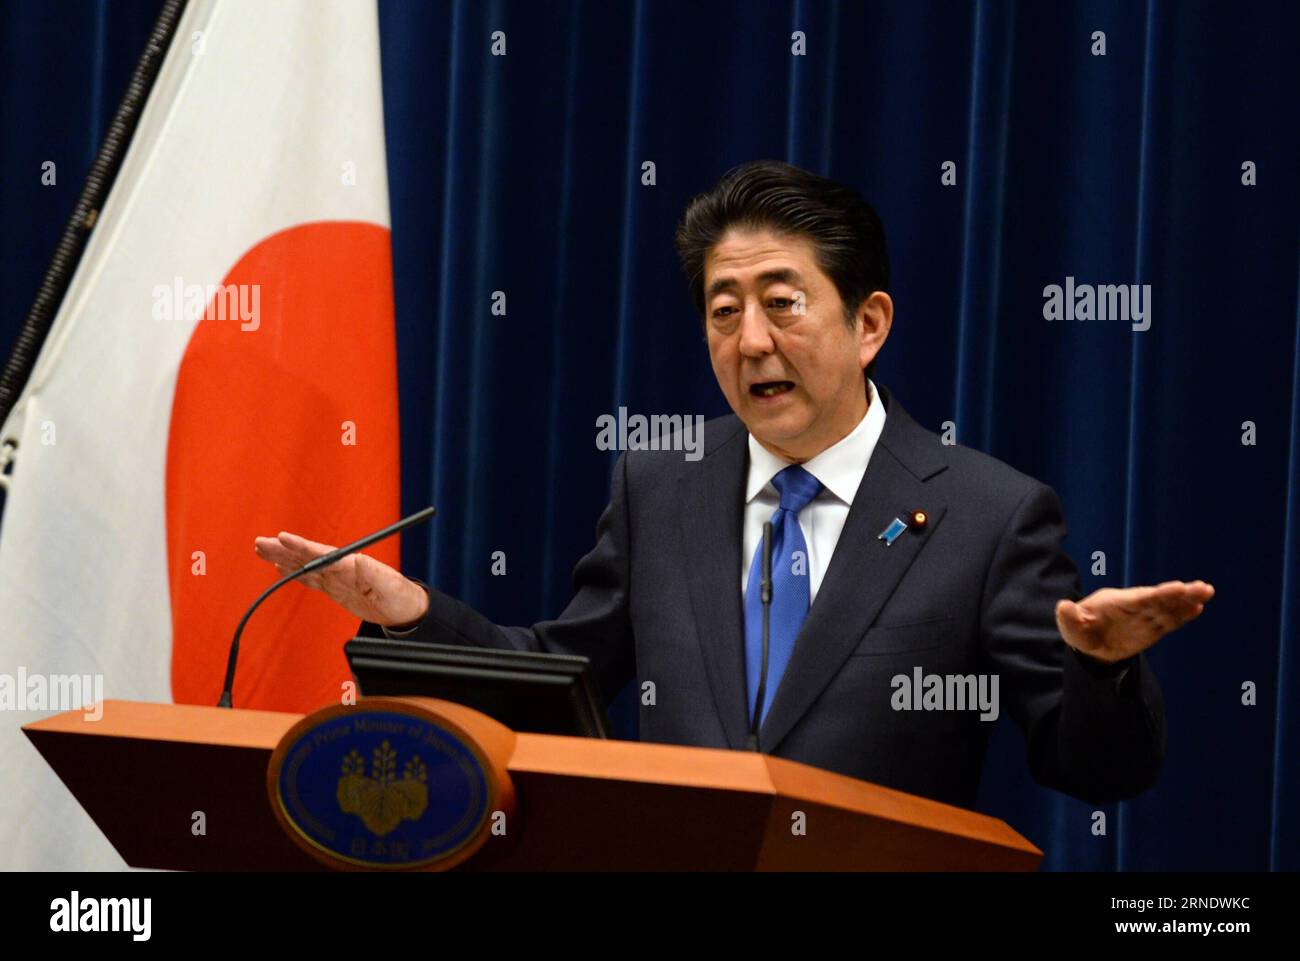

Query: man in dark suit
255 160 1213 809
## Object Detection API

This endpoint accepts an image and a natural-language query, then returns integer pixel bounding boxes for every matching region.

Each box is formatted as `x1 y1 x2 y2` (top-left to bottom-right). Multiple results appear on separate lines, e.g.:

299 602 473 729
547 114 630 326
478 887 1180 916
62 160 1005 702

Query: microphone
747 520 774 751
217 506 437 708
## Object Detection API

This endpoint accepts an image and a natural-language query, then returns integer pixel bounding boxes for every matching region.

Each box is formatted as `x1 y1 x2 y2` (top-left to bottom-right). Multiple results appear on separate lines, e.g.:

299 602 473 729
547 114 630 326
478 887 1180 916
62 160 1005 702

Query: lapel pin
878 517 907 546
878 509 928 547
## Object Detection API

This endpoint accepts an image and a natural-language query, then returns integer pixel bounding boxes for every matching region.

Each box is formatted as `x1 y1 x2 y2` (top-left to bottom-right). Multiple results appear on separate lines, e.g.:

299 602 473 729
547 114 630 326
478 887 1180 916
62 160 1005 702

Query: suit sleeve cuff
1069 645 1137 688
380 580 431 638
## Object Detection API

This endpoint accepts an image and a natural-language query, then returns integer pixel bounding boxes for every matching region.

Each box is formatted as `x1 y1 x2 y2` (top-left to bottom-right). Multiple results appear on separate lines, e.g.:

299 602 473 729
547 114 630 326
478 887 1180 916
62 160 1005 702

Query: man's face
703 228 887 462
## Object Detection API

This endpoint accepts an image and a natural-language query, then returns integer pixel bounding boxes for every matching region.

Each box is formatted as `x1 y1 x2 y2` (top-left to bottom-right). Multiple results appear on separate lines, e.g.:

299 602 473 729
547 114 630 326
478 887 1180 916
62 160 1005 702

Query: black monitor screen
344 636 609 739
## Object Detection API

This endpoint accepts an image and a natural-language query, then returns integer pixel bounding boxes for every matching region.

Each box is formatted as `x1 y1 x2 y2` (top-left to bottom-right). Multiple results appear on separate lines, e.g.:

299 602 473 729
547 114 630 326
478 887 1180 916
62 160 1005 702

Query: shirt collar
745 378 888 505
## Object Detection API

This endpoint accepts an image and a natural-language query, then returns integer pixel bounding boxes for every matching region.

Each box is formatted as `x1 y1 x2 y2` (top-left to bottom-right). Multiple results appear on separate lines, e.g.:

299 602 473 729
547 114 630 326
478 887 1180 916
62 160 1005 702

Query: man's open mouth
749 381 795 398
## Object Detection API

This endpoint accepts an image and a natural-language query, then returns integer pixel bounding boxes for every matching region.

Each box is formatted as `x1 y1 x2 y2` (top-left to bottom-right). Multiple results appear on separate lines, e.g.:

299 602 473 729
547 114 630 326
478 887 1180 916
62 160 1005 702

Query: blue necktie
744 464 823 729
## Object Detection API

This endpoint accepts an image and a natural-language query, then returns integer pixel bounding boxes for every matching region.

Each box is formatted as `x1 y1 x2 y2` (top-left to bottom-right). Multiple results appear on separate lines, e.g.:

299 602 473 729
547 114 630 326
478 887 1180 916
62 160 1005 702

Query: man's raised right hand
253 531 429 628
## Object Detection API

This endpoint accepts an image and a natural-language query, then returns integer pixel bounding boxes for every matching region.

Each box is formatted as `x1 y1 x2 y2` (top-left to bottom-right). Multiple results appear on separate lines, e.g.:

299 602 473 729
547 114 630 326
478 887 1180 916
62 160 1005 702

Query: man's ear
858 291 893 369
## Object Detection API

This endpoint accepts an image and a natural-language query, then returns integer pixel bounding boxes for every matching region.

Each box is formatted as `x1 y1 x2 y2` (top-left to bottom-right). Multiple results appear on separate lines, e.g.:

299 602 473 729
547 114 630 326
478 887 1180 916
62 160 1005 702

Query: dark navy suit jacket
400 382 1166 809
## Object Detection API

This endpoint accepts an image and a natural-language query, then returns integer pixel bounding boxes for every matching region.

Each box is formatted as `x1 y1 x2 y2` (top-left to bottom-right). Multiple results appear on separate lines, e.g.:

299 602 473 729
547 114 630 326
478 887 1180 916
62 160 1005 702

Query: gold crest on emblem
336 740 429 836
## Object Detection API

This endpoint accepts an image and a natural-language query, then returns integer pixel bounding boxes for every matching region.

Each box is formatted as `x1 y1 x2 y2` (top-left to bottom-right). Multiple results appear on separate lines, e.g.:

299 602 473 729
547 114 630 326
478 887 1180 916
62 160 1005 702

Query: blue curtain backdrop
1 0 1296 871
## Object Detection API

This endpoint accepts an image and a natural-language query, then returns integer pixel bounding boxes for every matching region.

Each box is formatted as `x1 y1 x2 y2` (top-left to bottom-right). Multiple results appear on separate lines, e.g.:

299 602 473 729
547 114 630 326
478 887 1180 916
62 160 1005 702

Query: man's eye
768 299 791 310
712 306 737 318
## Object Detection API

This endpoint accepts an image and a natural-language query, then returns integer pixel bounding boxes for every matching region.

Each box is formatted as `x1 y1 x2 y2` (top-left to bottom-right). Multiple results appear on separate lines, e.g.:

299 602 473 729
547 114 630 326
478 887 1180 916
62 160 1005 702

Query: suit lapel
678 420 751 750
757 385 950 754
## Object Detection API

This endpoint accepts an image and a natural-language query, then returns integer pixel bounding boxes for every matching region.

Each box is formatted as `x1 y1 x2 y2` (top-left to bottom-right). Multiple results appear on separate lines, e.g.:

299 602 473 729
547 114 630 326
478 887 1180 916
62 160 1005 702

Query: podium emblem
268 699 501 870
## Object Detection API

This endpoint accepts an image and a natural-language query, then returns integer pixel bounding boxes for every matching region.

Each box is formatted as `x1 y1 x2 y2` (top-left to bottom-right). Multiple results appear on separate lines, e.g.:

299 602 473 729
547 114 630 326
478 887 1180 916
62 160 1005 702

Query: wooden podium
24 698 1041 871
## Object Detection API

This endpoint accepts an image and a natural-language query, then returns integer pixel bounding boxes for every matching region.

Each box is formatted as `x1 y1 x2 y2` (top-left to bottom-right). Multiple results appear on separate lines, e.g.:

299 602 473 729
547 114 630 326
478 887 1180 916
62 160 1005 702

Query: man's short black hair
673 160 890 382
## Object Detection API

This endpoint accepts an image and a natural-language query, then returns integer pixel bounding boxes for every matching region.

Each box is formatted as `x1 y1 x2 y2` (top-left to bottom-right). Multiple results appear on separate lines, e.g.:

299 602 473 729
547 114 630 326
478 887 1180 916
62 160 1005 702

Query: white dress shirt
742 379 887 604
